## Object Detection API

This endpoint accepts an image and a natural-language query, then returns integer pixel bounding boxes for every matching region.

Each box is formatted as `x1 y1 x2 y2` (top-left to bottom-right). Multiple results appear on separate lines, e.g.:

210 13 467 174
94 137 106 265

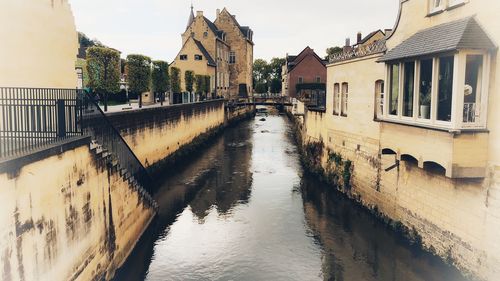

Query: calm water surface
114 115 469 281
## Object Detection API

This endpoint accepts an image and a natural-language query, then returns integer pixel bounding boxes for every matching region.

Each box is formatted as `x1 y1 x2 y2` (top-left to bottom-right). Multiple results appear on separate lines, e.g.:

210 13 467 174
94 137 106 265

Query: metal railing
79 92 154 193
0 87 82 158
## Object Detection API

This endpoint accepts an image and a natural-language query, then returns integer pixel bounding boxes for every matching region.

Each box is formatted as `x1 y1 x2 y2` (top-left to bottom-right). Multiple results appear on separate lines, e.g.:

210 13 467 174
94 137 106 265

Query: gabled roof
204 16 220 35
220 8 253 43
193 39 216 67
356 30 384 46
286 47 326 72
380 17 496 62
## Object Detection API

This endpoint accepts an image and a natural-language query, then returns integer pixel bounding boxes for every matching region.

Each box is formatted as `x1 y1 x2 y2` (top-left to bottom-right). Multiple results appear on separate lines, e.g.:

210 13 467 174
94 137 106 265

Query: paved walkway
102 101 172 113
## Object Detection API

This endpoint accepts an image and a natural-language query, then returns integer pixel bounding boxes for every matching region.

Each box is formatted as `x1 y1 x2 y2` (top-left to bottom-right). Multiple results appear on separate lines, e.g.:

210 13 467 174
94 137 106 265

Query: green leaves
152 60 169 94
185 70 195 92
127 54 152 94
170 67 181 93
86 46 121 94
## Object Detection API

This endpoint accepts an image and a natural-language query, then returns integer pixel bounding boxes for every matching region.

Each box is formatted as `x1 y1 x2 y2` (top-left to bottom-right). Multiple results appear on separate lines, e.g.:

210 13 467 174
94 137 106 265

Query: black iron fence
0 87 153 193
79 92 154 193
0 87 82 158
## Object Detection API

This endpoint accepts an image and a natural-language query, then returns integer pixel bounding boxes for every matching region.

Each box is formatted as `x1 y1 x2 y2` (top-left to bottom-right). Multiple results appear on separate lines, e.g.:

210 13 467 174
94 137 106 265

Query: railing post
57 99 66 137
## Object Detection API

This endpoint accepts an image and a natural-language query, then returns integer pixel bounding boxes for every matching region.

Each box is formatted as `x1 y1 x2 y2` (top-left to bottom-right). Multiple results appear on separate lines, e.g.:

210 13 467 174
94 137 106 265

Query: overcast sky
69 0 399 62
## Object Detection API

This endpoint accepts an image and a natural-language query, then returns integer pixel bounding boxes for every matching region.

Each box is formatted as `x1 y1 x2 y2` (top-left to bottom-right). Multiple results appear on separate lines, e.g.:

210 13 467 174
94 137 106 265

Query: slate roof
204 17 220 37
380 17 496 62
193 39 216 67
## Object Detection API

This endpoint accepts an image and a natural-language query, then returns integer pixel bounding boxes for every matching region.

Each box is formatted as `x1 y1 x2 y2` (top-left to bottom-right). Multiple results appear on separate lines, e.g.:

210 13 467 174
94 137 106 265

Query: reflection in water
113 115 469 281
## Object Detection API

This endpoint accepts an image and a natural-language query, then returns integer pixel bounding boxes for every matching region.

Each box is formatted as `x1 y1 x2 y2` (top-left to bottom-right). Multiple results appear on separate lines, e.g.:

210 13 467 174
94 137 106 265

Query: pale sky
69 0 399 62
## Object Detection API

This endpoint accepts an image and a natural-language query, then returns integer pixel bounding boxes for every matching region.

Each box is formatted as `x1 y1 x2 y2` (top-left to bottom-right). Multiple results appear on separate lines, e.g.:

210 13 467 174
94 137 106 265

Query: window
437 56 454 122
298 77 304 84
203 32 208 38
229 51 236 64
316 76 321 83
448 0 464 7
463 55 483 124
333 83 340 115
180 54 188 60
429 0 443 12
375 80 384 118
403 61 415 117
341 82 348 116
194 54 203 61
389 64 399 116
419 59 433 119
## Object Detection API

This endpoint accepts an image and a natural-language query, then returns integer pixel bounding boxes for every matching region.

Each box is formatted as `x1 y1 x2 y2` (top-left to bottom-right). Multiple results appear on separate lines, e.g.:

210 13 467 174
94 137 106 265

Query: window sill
426 9 444 17
374 117 488 134
446 2 466 11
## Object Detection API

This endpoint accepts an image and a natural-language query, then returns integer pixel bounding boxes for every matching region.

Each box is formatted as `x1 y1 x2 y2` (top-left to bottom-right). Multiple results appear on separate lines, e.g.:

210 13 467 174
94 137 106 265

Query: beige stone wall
108 101 225 168
0 0 78 88
301 18 500 278
0 143 155 281
171 37 216 93
214 9 254 98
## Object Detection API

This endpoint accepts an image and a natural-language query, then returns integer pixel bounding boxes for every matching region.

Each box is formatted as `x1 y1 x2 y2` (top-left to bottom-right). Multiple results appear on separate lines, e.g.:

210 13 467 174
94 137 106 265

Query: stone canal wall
294 109 500 281
0 137 155 281
106 100 226 169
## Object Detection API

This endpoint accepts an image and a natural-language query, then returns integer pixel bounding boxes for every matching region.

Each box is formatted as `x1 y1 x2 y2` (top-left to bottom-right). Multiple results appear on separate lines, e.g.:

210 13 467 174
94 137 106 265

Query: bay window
381 52 490 130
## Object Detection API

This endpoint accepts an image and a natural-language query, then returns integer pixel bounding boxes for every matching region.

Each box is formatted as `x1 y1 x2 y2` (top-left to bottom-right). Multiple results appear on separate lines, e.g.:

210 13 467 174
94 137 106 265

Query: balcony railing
0 87 82 159
329 39 387 64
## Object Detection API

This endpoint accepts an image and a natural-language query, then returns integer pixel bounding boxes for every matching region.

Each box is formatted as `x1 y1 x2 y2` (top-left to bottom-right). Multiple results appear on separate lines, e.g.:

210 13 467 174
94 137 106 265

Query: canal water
113 114 469 281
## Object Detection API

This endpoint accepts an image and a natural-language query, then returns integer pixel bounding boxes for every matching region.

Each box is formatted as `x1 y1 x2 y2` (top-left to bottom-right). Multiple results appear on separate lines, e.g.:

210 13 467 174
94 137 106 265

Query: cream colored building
302 1 500 280
0 0 78 88
172 6 254 100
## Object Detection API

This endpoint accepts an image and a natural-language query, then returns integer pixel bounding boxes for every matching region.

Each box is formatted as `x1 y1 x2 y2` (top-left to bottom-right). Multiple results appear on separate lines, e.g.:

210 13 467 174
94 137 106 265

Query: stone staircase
89 139 159 211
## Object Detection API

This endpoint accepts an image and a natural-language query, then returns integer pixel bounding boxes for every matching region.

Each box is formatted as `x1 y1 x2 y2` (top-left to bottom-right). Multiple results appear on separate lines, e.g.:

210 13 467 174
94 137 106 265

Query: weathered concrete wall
107 100 226 169
0 0 78 88
0 138 155 281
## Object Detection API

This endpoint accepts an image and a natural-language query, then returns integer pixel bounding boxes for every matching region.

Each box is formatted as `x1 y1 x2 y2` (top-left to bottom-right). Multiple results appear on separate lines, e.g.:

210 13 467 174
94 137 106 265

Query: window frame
333 83 340 115
298 77 304 84
180 54 188 61
429 0 444 13
194 54 203 61
341 82 348 117
229 51 236 64
381 51 490 131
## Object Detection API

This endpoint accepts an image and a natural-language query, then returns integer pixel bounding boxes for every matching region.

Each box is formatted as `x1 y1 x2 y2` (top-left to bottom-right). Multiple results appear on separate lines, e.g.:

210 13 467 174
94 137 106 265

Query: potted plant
419 90 431 119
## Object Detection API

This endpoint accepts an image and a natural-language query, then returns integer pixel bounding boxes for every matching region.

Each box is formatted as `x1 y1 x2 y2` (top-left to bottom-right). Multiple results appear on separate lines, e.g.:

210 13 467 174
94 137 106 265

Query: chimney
357 32 362 43
345 37 351 47
196 11 203 17
216 9 220 17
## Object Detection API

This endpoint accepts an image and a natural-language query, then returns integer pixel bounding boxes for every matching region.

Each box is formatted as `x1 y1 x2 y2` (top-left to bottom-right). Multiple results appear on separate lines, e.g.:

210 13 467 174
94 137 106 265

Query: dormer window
429 0 443 13
180 55 188 60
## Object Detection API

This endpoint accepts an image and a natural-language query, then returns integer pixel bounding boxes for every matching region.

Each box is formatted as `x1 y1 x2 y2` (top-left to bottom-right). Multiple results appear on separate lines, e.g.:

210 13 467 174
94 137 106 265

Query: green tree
326 46 343 59
152 60 169 105
269 57 285 80
127 54 151 108
170 67 181 93
86 46 121 111
195 74 204 95
270 78 282 94
253 59 270 88
185 70 195 93
204 76 211 98
255 82 268 94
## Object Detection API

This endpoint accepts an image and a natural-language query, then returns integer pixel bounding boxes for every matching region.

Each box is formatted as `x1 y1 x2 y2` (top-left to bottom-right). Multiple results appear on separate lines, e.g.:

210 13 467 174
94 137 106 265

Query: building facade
300 1 500 280
282 47 327 100
171 6 254 101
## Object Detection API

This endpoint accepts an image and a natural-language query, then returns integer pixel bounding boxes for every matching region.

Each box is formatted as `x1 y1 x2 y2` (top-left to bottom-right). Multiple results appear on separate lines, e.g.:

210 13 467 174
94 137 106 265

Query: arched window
341 82 348 116
333 83 340 115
